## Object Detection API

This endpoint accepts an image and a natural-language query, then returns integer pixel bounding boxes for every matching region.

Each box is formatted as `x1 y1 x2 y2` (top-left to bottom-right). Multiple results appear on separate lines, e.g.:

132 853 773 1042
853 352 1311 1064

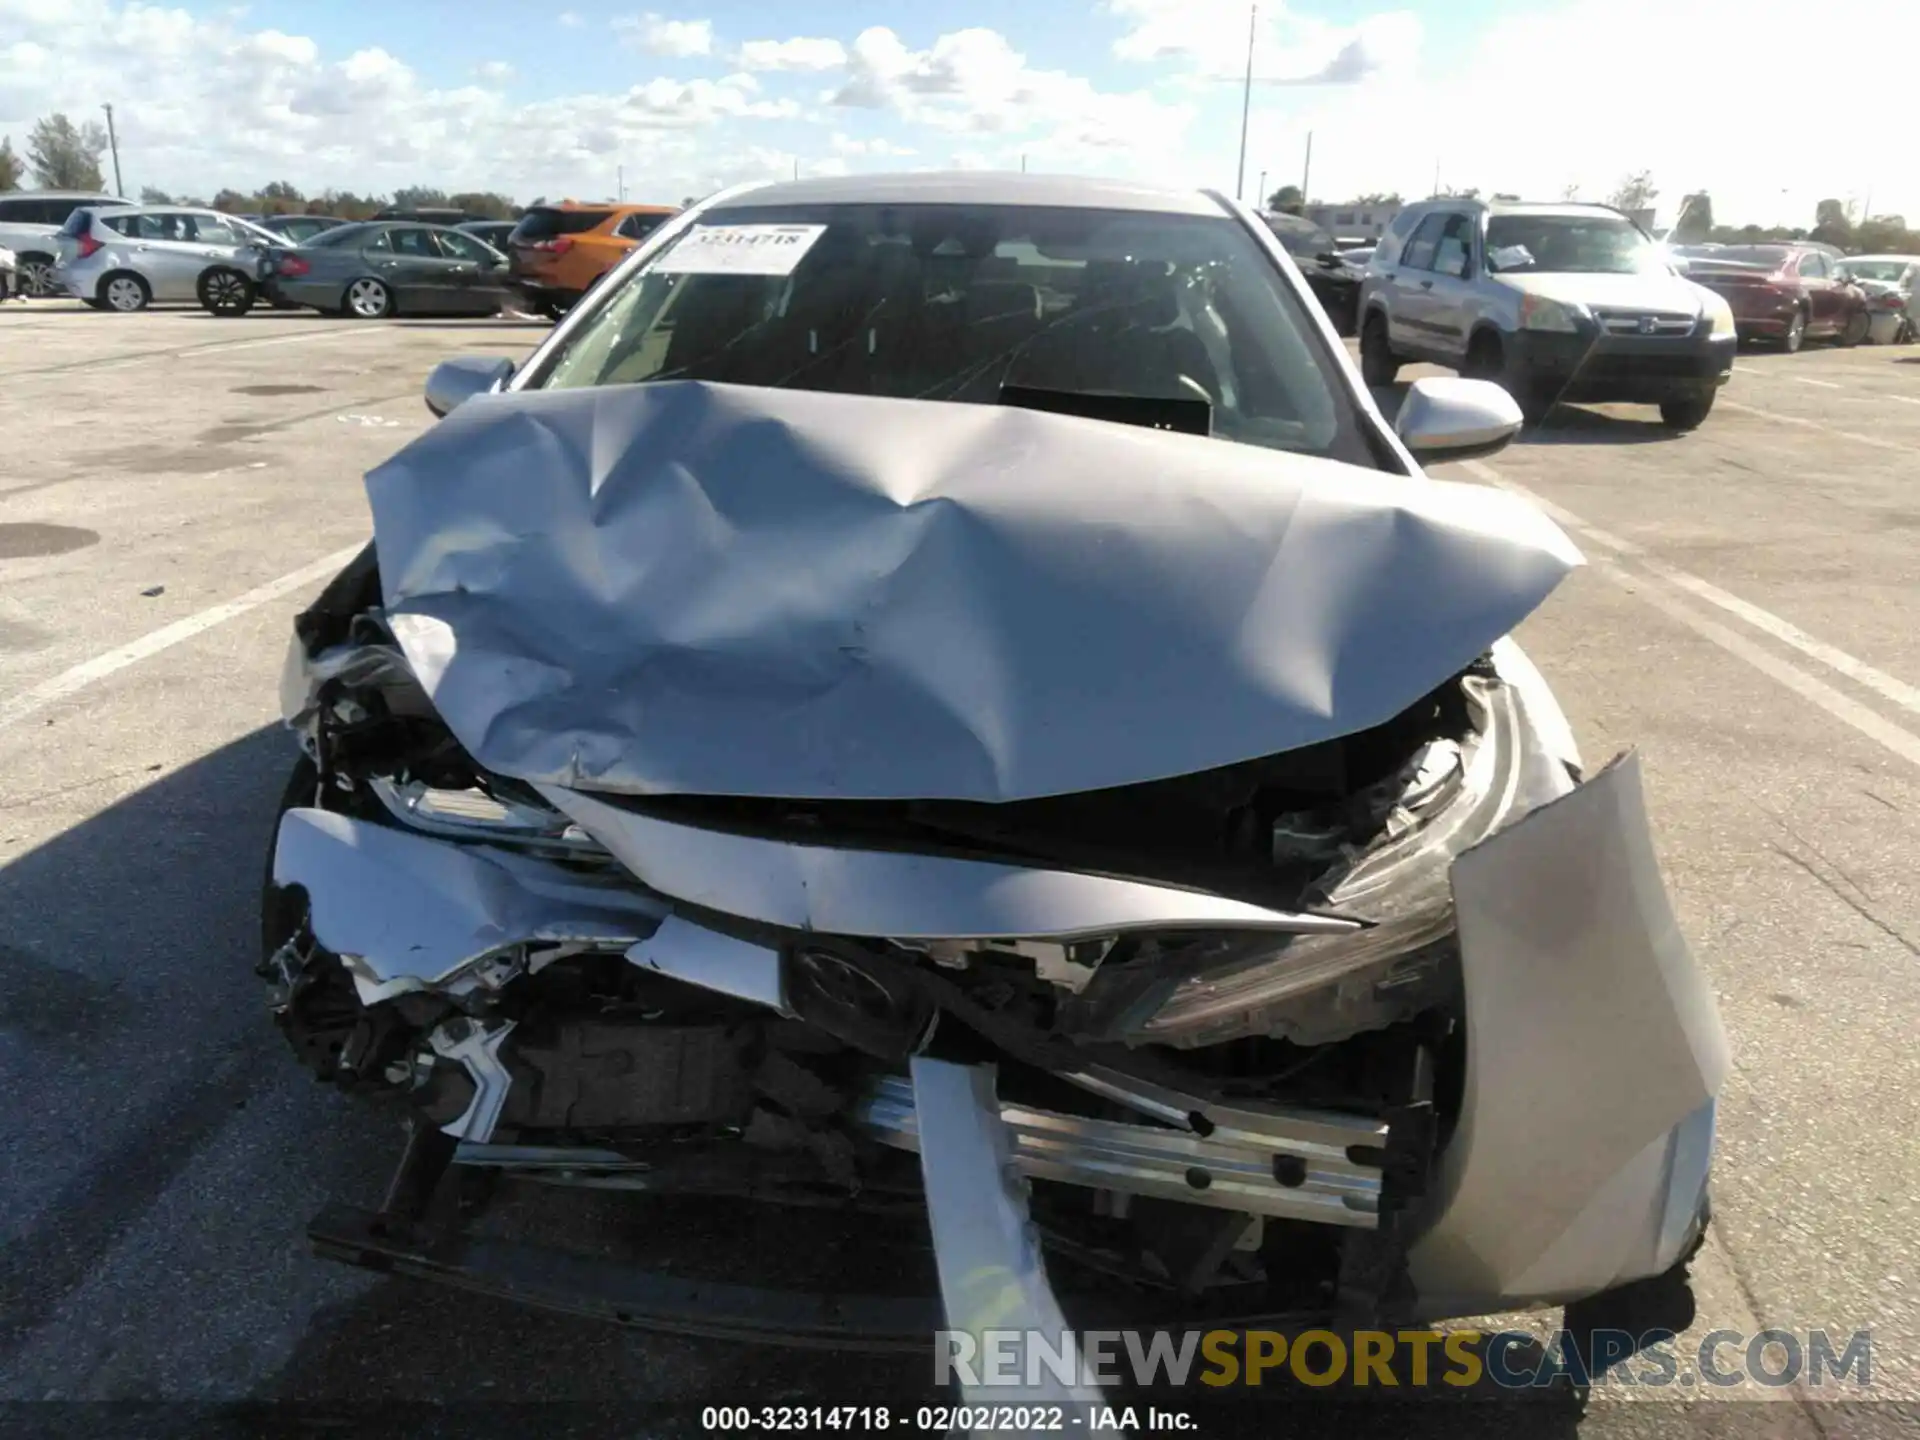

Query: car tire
1780 307 1806 353
344 277 395 319
80 297 109 311
1839 309 1869 348
1359 313 1400 386
198 267 256 317
1659 392 1716 431
16 254 56 298
100 272 151 313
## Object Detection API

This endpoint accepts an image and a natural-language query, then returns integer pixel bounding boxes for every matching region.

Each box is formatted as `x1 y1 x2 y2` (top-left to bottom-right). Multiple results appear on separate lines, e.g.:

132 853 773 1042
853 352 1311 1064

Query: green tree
390 185 450 212
1810 197 1852 248
1606 170 1657 214
1434 185 1479 200
449 190 516 219
26 113 109 190
1353 191 1402 205
1672 192 1713 243
0 137 22 191
138 185 173 205
1266 183 1303 214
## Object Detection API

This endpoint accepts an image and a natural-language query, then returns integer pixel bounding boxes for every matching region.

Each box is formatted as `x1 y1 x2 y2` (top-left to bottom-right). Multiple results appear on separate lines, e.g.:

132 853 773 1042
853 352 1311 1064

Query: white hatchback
53 205 280 313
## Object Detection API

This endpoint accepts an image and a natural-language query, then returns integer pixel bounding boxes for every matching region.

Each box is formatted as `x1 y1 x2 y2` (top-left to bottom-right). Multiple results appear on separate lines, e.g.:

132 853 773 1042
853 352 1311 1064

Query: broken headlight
1130 674 1576 1048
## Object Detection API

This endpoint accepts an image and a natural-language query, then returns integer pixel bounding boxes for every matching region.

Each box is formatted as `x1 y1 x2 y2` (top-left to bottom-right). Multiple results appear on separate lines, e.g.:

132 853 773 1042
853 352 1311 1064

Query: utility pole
1301 130 1312 206
1432 157 1440 198
1234 4 1256 201
792 156 799 181
617 164 624 202
1020 153 1028 173
101 103 123 197
1257 169 1266 205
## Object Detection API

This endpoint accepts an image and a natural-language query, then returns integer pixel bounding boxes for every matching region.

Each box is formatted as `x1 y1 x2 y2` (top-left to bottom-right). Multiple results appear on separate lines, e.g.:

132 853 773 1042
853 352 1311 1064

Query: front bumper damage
269 379 1724 1363
279 733 1721 1340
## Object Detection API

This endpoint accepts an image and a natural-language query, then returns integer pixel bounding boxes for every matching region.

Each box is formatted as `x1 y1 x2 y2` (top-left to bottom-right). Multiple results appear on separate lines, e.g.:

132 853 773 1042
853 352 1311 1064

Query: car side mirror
424 355 515 418
1395 377 1523 464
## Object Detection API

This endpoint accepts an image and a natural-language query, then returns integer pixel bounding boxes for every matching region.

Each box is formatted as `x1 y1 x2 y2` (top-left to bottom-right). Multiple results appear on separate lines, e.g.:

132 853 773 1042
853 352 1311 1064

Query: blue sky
2 0 1912 228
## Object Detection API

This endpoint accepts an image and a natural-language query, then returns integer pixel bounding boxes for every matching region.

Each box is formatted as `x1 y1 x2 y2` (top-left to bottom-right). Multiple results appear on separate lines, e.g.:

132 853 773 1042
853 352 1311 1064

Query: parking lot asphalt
3 301 1920 1436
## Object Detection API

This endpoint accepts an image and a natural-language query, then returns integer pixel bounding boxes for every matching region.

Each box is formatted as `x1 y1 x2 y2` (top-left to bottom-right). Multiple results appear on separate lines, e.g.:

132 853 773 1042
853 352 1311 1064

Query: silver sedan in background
53 206 281 313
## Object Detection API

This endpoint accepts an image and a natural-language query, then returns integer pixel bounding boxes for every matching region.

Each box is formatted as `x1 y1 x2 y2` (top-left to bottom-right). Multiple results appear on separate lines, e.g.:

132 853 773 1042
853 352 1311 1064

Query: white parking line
1716 397 1911 454
0 544 364 733
1463 460 1920 769
0 325 378 383
1794 377 1841 389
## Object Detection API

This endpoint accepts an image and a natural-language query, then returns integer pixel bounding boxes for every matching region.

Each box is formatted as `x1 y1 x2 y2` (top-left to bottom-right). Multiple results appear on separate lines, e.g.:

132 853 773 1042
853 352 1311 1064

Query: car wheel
1359 313 1400 386
16 255 56 298
344 277 395 319
80 297 109 311
1840 309 1869 347
101 273 151 312
1781 307 1806 353
198 267 256 317
1659 392 1716 431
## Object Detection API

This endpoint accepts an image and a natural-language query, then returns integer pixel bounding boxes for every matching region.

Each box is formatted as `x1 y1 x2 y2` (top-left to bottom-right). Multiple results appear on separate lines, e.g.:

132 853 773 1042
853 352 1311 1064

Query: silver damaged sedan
266 172 1727 1400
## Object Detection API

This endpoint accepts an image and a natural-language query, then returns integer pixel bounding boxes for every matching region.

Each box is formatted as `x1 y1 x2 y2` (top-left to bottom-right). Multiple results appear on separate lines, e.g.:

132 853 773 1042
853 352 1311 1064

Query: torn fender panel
1407 751 1729 1312
539 782 1363 941
272 809 670 1004
367 380 1580 803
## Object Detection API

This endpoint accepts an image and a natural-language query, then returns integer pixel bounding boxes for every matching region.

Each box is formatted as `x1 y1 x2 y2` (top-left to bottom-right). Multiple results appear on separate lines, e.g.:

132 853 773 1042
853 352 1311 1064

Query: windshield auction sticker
655 224 827 276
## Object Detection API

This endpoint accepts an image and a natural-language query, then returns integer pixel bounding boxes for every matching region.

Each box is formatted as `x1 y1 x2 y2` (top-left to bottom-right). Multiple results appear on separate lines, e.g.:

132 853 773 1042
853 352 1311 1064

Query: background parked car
53 205 281 313
504 201 676 318
456 219 518 253
373 206 474 225
255 221 512 318
1835 254 1918 344
1258 210 1363 336
250 214 350 245
1683 244 1871 351
0 189 129 296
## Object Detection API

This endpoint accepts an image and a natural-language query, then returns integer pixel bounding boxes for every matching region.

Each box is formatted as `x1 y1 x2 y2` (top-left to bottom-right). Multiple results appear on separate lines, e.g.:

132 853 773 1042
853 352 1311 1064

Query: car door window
1798 252 1829 279
387 227 441 258
364 229 394 253
1400 213 1450 271
184 215 240 245
616 212 666 241
1433 215 1473 279
435 230 493 262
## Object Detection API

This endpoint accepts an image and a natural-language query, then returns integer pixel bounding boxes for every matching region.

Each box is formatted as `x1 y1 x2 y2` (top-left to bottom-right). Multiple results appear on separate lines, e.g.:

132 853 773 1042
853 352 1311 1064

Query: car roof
1846 253 1920 263
715 170 1225 217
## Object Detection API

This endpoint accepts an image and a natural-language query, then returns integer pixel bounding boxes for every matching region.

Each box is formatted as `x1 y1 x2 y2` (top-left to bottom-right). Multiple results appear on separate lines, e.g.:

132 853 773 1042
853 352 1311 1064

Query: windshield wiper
998 384 1212 437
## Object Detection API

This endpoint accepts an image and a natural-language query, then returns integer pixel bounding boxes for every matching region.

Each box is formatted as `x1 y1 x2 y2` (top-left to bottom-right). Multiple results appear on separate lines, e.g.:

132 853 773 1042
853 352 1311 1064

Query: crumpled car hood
365 380 1580 804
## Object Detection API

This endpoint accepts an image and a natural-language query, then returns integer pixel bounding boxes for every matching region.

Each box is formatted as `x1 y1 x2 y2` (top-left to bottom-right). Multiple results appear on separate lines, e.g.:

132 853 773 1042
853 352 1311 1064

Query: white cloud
558 10 583 26
614 13 714 58
831 133 916 158
0 1 800 202
828 25 1193 164
474 59 514 84
737 36 848 72
1232 0 1918 228
1108 1 1419 84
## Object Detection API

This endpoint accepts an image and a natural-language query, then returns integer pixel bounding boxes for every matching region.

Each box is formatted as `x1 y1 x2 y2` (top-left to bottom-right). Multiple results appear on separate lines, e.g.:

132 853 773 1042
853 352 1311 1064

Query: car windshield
1261 215 1337 259
1484 214 1661 274
533 202 1367 463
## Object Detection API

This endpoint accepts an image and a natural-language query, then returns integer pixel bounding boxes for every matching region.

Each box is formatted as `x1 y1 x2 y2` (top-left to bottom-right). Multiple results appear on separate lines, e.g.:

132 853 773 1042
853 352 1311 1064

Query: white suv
53 205 280 313
0 190 128 297
1358 199 1739 430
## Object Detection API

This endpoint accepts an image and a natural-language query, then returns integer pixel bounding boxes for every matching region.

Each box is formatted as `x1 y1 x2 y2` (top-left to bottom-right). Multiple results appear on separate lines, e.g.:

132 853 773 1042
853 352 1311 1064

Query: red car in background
1676 244 1870 352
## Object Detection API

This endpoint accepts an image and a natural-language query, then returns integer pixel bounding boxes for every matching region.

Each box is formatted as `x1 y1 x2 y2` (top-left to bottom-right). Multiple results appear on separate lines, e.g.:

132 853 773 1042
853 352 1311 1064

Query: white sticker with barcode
654 224 827 276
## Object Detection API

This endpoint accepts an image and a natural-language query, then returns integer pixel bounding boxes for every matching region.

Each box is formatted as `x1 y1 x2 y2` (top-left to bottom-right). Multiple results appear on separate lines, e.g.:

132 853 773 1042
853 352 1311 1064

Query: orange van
505 201 677 317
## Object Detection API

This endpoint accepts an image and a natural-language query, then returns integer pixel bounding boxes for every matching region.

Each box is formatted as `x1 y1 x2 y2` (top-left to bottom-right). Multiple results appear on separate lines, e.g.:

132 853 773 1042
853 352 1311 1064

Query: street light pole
1301 129 1312 205
101 103 124 197
1234 4 1256 201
